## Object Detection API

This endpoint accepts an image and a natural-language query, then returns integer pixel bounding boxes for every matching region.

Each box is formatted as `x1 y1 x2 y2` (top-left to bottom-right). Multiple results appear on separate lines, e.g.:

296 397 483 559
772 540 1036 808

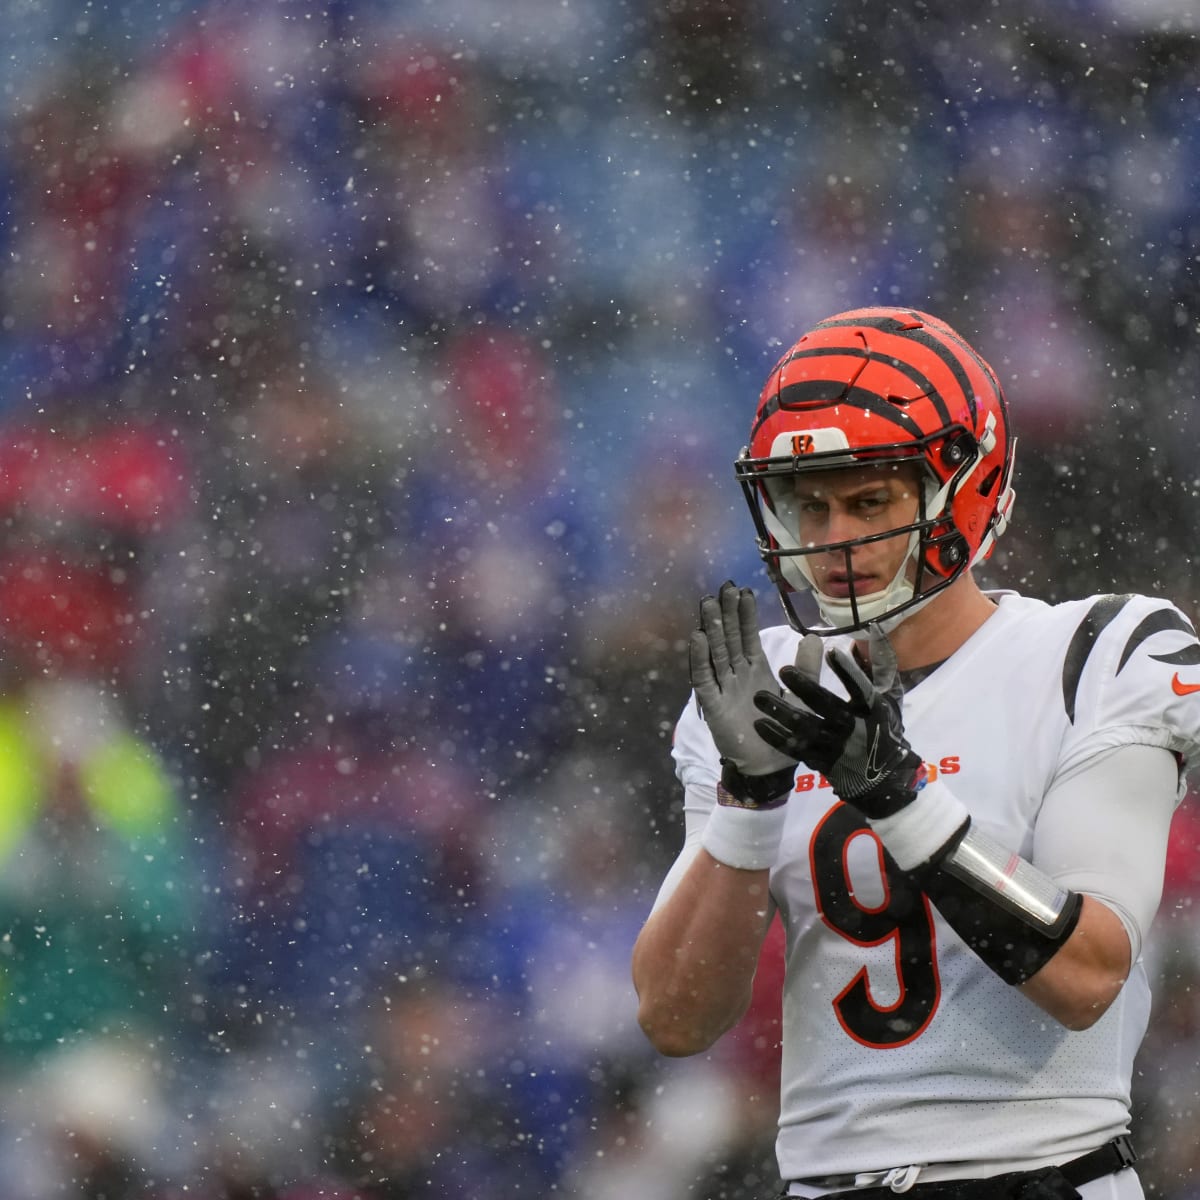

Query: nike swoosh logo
1172 673 1200 696
864 726 886 784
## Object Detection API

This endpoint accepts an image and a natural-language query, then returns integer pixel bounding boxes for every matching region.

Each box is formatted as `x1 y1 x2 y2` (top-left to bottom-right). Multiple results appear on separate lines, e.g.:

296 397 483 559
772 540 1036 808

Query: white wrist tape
701 801 788 871
866 778 970 871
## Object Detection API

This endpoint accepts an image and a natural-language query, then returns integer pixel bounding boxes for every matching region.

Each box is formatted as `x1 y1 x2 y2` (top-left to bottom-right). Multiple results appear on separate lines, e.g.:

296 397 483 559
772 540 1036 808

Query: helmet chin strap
813 577 937 634
809 538 930 633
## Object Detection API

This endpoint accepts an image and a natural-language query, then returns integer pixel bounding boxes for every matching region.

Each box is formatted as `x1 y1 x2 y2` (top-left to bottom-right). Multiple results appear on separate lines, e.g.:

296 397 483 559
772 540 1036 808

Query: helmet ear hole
938 533 969 571
978 465 1001 497
941 433 977 468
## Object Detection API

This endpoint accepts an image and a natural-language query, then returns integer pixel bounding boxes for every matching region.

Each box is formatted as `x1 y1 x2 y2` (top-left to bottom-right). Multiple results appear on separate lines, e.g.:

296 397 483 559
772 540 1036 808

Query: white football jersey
670 590 1200 1182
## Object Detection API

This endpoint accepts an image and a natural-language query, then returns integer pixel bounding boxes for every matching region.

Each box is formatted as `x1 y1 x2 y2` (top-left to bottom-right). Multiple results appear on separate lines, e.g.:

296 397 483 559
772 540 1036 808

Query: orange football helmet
736 307 1016 633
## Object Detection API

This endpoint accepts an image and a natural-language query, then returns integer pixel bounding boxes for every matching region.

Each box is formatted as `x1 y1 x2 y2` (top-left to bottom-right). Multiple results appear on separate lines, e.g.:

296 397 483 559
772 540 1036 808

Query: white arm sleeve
647 780 781 924
649 839 703 915
1034 742 1179 963
647 780 715 915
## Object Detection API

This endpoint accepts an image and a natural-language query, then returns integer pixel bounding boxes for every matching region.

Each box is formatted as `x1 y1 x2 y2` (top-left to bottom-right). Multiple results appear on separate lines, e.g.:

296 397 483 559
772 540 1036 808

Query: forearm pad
920 822 1084 986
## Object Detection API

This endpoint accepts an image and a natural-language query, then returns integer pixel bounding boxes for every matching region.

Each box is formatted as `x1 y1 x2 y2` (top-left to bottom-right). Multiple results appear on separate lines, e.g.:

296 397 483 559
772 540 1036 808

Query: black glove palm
752 625 925 820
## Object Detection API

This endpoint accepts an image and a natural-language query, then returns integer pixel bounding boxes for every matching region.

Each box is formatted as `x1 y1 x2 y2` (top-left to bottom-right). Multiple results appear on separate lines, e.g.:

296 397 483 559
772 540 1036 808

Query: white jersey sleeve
1057 593 1200 789
648 693 717 914
671 690 720 797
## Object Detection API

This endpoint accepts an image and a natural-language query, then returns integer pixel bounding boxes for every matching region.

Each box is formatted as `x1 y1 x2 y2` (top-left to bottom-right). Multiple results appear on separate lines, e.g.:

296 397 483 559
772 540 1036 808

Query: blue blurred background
1 0 1200 1196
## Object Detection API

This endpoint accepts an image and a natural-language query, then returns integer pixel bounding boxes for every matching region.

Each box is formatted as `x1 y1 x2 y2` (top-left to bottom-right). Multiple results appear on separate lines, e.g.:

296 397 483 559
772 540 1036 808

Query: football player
632 307 1197 1198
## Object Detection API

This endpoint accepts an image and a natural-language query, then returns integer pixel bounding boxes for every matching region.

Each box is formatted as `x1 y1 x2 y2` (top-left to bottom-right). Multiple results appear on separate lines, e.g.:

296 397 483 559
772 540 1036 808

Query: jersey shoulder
1048 592 1200 774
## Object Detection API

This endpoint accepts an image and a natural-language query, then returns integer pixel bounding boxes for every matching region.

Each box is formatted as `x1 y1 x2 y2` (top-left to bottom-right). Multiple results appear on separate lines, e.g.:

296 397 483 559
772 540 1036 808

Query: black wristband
921 867 1084 985
718 759 796 810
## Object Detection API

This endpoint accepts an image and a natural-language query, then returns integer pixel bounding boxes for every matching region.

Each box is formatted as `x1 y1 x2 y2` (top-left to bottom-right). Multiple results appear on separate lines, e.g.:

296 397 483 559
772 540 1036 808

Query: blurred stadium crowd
1 0 1199 1196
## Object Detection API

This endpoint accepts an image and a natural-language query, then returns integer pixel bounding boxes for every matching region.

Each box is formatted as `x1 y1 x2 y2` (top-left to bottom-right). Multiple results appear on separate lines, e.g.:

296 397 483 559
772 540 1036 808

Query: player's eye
854 493 888 513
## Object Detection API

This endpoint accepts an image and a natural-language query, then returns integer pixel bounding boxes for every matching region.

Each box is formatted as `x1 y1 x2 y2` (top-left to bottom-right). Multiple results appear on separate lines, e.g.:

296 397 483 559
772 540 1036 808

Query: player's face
785 462 924 600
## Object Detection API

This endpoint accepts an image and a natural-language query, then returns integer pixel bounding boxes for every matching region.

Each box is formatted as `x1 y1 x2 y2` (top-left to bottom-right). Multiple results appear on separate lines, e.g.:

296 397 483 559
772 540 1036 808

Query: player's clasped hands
692 581 925 819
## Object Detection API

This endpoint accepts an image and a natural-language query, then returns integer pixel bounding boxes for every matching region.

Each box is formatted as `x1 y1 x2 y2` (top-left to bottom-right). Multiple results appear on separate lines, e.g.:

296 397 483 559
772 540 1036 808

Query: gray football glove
689 581 819 807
